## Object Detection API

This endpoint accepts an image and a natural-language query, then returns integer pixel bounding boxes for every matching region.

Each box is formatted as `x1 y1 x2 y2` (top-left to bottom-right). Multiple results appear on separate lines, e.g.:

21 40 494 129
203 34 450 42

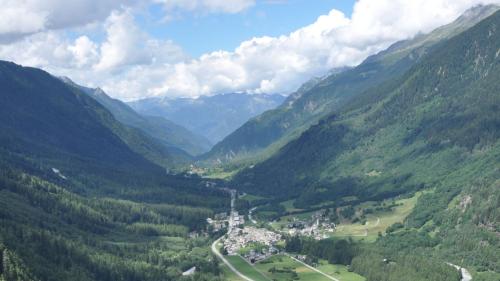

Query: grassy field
316 260 365 281
268 193 421 241
221 263 245 281
240 193 267 203
225 255 270 281
203 170 237 179
280 199 305 212
330 193 421 241
255 255 340 281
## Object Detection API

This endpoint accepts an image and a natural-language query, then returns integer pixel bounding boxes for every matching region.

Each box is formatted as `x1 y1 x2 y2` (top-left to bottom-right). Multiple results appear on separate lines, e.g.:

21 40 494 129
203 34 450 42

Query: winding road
211 237 255 281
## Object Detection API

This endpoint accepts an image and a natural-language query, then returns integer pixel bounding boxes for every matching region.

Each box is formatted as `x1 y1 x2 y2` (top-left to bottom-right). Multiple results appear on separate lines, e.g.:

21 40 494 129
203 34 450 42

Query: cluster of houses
285 210 336 240
207 210 246 233
206 212 228 232
223 226 282 258
244 246 280 263
229 211 245 228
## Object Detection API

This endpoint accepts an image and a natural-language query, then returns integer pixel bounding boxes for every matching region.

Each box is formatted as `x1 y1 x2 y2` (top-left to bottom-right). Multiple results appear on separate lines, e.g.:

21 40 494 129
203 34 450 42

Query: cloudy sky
1 0 499 101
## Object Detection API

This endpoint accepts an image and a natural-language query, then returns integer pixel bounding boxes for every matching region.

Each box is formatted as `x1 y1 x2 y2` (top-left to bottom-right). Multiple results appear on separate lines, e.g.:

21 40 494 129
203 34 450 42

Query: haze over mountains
0 4 499 281
129 93 285 144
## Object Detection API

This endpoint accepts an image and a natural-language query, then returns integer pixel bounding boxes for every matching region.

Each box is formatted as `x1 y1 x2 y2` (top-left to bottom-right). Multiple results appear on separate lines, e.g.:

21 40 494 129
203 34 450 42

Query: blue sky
140 0 355 57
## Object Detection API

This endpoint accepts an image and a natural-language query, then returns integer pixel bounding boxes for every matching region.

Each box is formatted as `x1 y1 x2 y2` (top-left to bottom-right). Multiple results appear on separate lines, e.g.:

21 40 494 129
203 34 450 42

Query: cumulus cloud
0 9 187 100
0 0 253 42
146 0 500 98
0 0 140 42
95 10 187 71
68 36 99 68
1 0 500 100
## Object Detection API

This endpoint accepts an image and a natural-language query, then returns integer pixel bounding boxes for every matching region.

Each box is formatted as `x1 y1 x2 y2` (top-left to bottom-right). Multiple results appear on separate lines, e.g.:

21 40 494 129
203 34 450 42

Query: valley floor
220 254 366 281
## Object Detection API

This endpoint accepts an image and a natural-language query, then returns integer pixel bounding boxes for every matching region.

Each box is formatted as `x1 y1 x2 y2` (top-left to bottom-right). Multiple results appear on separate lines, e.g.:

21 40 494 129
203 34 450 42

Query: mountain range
0 61 180 176
128 93 285 144
60 77 212 156
204 4 500 166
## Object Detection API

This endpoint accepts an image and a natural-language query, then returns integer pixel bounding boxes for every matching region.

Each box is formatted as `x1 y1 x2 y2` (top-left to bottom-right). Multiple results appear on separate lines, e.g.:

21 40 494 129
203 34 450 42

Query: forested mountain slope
0 61 229 280
233 8 500 279
233 7 500 201
61 78 212 156
0 60 191 175
0 166 227 281
205 4 499 166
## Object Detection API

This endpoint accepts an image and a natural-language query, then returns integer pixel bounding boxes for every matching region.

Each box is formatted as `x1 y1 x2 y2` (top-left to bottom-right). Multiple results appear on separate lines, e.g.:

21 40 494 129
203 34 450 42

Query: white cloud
94 9 188 72
0 9 187 100
1 0 500 101
145 0 500 98
69 36 99 68
0 0 252 42
96 10 152 70
0 1 47 41
147 0 500 98
0 0 141 42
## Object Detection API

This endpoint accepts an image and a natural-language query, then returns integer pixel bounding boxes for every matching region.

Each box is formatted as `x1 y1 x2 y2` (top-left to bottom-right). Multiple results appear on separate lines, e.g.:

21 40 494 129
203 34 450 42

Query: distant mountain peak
460 4 499 20
129 93 285 144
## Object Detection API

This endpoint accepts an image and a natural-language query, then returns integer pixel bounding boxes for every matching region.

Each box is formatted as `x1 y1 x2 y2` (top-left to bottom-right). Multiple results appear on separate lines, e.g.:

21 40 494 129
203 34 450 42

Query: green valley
0 3 499 281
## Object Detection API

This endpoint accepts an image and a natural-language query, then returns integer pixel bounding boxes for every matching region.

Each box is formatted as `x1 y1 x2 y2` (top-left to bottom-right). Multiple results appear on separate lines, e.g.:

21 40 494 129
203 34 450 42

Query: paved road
211 238 255 281
286 253 340 281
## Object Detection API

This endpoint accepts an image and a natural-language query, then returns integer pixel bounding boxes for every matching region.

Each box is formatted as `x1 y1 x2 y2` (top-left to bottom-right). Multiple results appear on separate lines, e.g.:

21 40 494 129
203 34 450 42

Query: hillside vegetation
233 8 500 280
204 3 498 168
63 79 212 156
204 5 500 167
0 61 229 281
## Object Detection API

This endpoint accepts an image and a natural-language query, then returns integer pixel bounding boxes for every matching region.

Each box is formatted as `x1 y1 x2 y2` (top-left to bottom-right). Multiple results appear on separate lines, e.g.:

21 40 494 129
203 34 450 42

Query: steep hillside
234 6 500 203
61 78 212 156
233 8 500 277
206 4 500 165
0 60 198 184
0 61 229 281
129 93 285 144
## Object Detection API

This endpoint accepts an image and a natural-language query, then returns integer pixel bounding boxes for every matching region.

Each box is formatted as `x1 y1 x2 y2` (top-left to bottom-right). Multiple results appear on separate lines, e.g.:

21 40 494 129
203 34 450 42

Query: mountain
0 61 184 176
205 4 500 165
233 7 500 278
128 92 285 144
0 60 229 281
60 78 212 156
234 4 500 204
